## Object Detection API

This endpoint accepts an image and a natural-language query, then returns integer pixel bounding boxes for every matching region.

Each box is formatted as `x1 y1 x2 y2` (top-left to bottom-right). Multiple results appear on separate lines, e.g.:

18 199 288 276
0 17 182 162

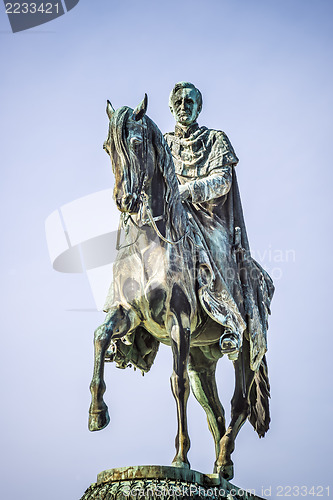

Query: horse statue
88 95 272 480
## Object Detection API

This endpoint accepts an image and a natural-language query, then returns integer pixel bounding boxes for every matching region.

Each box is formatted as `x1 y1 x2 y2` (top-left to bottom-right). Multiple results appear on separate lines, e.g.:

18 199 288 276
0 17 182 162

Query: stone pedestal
80 465 265 500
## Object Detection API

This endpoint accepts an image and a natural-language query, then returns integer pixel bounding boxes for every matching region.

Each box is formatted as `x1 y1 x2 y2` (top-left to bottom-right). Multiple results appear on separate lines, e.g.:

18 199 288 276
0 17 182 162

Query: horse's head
103 94 150 214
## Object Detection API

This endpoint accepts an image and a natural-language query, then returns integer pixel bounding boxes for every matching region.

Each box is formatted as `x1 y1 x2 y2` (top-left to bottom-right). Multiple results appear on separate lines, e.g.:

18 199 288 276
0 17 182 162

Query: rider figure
164 82 273 363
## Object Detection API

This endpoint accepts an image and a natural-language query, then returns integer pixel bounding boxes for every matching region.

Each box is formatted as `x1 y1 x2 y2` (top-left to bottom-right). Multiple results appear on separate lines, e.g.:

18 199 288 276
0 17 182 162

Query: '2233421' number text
5 3 60 14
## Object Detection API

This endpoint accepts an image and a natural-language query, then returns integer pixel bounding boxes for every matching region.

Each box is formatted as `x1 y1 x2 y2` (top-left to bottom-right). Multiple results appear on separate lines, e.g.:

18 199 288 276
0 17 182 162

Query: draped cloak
164 123 274 370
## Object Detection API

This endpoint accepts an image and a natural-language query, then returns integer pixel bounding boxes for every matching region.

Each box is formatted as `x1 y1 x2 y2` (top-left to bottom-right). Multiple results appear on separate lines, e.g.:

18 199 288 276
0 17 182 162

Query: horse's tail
248 355 270 437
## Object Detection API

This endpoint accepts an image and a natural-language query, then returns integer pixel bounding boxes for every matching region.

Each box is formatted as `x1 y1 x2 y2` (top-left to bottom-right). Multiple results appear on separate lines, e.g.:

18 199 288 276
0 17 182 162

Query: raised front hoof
171 458 191 470
216 462 234 481
88 406 110 431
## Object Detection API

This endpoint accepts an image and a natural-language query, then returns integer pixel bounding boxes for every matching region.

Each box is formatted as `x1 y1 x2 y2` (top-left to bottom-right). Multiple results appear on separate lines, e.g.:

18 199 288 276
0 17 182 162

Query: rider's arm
180 166 232 203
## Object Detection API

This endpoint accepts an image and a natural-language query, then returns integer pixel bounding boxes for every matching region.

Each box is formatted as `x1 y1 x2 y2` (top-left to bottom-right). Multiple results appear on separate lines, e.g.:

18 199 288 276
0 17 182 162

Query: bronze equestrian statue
88 83 274 481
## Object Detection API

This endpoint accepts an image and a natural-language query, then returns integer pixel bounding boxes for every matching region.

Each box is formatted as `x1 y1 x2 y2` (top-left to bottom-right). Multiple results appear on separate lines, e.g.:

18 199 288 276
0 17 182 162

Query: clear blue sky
1 1 333 498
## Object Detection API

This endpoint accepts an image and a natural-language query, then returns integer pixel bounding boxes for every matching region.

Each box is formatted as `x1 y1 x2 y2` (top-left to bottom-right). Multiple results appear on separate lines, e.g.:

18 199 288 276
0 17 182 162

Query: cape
165 124 274 370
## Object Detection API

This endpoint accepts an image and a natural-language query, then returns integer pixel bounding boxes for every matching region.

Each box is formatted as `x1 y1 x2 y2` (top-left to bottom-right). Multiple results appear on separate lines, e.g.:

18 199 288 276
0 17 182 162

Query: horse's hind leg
169 284 191 469
89 306 138 431
216 337 255 480
188 346 226 473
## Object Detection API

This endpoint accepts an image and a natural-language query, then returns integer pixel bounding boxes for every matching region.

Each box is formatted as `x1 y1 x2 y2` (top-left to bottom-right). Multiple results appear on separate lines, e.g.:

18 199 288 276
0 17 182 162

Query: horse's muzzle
116 193 140 213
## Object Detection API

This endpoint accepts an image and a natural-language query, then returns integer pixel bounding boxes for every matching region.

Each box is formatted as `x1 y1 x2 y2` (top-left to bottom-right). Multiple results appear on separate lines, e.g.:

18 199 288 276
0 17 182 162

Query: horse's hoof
216 462 234 481
88 406 110 431
171 458 191 470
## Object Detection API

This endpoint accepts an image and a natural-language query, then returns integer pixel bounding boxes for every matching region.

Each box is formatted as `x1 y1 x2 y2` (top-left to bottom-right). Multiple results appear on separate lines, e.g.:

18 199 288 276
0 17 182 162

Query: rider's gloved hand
179 184 191 201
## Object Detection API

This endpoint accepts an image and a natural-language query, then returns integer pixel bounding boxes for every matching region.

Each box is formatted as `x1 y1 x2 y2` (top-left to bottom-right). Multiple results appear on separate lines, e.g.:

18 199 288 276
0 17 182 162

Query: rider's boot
219 328 241 360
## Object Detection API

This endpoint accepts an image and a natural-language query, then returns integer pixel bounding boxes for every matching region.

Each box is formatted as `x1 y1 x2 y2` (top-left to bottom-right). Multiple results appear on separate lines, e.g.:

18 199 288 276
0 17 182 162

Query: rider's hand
179 184 191 201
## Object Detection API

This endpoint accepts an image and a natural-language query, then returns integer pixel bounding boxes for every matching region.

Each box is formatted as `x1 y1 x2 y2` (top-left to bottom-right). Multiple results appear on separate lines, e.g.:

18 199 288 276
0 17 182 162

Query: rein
141 195 189 246
116 195 189 250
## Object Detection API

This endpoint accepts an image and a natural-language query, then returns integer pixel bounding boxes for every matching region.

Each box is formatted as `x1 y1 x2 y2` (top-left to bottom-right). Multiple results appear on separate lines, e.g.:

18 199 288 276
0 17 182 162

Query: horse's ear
106 100 115 120
133 93 148 121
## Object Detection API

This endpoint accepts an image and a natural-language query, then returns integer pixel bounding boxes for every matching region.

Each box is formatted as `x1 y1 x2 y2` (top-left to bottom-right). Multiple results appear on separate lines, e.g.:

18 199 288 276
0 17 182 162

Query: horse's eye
130 136 143 148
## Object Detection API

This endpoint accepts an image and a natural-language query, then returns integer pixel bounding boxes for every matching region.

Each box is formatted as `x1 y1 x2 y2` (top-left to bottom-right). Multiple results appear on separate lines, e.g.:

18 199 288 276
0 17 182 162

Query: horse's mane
105 106 131 174
146 113 188 240
106 106 188 241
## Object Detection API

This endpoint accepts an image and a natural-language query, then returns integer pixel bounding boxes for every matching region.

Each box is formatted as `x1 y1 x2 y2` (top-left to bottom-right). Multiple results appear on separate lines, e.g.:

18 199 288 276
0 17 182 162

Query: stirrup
219 330 241 360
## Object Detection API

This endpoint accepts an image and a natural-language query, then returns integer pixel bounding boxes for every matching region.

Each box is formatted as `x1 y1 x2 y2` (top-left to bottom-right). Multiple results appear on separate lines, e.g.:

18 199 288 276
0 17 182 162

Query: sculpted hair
104 106 131 170
169 82 203 113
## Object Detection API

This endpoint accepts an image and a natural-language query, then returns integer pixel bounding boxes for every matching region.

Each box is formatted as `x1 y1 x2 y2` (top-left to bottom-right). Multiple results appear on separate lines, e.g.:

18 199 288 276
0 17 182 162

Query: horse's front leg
89 306 137 431
168 285 191 469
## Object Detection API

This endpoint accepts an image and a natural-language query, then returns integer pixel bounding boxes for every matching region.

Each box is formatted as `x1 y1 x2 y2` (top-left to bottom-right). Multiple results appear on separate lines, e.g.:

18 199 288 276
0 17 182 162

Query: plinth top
97 465 220 486
95 465 265 500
